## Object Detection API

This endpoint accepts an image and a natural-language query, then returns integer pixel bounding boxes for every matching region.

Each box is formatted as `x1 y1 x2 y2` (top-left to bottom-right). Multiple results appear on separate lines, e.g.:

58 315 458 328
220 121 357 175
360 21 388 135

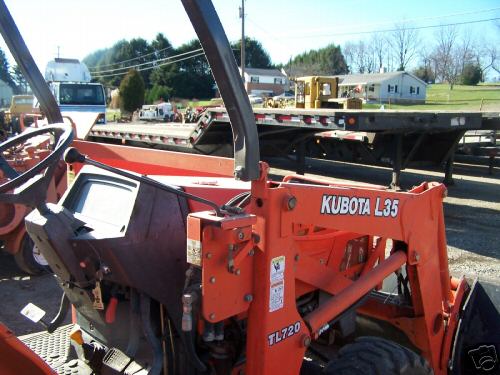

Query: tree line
0 49 29 96
84 33 350 107
342 23 499 88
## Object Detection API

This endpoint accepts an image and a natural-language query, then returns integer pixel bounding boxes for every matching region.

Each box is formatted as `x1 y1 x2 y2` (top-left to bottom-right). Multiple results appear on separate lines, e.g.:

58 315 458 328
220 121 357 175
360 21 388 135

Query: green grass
365 84 500 111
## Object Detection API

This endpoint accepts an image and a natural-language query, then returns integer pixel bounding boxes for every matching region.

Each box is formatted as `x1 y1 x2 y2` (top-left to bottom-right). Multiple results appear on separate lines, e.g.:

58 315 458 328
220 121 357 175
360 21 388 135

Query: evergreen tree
289 44 348 76
119 69 145 113
0 48 15 89
231 38 272 68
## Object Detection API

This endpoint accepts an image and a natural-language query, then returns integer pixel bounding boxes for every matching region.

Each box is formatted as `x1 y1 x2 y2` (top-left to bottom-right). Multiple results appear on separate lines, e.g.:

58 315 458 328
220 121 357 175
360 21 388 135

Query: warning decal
269 256 285 312
270 255 285 283
269 280 284 312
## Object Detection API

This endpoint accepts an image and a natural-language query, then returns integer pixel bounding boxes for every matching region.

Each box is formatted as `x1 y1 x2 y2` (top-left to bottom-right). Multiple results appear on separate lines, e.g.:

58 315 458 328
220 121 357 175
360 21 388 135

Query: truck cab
41 58 106 124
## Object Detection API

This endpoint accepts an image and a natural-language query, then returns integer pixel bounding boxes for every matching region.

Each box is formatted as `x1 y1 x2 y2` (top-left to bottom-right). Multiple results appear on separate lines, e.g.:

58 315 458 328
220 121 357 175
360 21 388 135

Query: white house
0 79 14 108
338 71 427 104
239 67 289 96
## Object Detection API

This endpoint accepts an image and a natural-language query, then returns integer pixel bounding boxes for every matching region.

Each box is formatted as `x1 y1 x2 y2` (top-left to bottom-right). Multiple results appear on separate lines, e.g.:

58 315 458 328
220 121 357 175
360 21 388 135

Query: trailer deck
87 107 500 187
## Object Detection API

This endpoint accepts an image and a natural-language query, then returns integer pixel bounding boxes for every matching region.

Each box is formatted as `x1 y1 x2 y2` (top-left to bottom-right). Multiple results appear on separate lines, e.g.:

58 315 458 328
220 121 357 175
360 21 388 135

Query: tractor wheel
14 233 51 275
324 336 433 375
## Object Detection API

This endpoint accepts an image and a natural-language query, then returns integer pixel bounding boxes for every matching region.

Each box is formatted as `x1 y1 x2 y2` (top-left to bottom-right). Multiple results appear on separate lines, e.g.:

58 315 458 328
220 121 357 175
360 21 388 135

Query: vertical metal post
390 134 403 190
296 140 306 175
240 0 245 80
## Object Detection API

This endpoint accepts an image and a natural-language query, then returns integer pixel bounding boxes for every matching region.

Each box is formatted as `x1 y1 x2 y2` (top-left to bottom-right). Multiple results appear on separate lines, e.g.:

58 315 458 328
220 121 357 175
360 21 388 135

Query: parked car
272 91 295 100
248 94 264 104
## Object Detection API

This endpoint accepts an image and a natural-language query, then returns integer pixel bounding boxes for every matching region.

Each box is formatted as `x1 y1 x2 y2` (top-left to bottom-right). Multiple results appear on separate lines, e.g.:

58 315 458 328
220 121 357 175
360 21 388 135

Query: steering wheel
0 124 73 207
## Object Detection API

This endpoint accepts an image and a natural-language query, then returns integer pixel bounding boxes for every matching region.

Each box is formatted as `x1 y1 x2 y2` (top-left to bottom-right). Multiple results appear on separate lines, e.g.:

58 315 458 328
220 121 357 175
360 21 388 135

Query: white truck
138 102 174 122
41 58 107 124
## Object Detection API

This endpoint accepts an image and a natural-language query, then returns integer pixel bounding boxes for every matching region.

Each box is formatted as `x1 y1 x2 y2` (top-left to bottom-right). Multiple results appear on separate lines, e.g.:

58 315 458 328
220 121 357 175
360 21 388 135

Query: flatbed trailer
87 107 500 188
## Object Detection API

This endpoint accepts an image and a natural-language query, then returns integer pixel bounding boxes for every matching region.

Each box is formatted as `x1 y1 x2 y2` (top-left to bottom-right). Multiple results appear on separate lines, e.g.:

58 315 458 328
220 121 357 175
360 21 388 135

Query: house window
417 87 420 95
274 77 283 85
388 85 394 93
395 85 398 93
410 86 415 94
368 84 375 92
250 76 259 83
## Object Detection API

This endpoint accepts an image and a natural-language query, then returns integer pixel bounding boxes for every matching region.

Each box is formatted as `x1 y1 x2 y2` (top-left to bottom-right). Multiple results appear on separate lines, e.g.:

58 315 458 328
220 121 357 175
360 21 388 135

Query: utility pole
239 0 245 80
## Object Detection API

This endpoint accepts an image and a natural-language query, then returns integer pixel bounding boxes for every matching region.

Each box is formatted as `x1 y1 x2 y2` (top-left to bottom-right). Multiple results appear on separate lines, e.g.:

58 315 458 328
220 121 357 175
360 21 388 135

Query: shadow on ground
0 251 66 335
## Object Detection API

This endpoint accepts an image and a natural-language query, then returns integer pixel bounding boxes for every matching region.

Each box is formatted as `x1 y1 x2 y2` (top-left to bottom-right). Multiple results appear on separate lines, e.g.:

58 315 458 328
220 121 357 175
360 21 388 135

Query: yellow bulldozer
295 76 362 109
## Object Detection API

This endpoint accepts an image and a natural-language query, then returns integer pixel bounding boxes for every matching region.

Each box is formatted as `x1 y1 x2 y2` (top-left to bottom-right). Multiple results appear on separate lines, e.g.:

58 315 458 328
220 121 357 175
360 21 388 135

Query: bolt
252 233 260 244
238 231 245 240
209 313 216 320
244 294 253 302
210 277 216 284
413 252 420 262
206 252 212 259
319 258 326 265
301 335 311 347
295 254 300 261
286 196 297 211
248 248 255 256
235 268 241 276
102 265 111 275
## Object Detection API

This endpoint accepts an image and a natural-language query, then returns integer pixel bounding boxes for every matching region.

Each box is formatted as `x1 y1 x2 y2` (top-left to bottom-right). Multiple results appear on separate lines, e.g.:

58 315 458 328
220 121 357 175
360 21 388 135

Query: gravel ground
0 157 498 336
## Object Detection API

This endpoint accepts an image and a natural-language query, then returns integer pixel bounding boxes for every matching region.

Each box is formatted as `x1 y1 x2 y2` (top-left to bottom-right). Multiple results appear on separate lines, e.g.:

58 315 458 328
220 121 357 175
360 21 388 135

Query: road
0 156 498 336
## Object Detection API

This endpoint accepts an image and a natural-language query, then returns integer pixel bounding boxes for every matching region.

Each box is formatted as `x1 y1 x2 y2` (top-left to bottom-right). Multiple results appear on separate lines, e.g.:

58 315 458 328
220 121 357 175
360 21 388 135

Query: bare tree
389 22 420 71
432 25 461 89
475 41 498 79
370 32 387 70
343 41 376 73
457 33 476 74
343 42 356 73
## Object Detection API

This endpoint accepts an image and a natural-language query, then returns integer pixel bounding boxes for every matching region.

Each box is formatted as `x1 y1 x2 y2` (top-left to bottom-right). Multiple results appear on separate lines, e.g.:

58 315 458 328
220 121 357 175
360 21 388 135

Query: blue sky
1 0 499 74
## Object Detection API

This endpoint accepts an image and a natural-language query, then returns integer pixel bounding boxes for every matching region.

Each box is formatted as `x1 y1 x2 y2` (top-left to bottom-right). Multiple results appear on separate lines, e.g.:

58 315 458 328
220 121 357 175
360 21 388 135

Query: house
337 71 427 104
0 79 14 108
239 67 289 96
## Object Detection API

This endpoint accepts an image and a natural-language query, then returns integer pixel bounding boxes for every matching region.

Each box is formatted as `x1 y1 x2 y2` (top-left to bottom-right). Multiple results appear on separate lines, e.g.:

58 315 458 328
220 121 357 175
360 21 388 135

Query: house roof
338 71 427 86
240 67 286 77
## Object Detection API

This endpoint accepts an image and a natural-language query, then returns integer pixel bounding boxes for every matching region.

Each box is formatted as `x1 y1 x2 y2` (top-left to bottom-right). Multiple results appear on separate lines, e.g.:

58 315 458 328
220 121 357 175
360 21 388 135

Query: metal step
18 324 91 374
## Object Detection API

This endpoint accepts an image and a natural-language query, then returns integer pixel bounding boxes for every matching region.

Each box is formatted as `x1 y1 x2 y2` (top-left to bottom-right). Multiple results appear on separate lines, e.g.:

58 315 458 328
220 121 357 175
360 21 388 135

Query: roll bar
0 1 63 124
1 0 260 180
181 0 260 181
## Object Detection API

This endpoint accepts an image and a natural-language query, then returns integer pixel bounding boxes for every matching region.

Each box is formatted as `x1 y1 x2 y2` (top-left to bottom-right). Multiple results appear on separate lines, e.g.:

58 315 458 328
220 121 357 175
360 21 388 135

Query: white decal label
21 303 46 323
269 280 284 312
268 321 301 346
320 195 399 218
270 255 285 283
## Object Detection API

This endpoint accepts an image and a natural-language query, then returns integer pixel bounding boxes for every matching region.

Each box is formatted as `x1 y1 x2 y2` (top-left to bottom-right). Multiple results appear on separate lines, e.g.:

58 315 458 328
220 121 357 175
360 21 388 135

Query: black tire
324 336 433 375
13 233 51 275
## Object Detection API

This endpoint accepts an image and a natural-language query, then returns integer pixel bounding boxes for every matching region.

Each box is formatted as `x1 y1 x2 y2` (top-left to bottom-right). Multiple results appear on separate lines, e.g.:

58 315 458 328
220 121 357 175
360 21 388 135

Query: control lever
64 147 224 216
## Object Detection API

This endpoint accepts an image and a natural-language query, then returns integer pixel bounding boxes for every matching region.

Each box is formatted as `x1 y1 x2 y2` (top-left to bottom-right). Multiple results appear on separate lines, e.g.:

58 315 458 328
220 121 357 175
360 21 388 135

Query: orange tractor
0 1 499 375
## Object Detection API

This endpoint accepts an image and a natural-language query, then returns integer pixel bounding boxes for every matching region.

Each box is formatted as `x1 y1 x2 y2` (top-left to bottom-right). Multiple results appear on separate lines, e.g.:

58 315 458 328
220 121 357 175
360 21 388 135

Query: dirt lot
0 157 498 336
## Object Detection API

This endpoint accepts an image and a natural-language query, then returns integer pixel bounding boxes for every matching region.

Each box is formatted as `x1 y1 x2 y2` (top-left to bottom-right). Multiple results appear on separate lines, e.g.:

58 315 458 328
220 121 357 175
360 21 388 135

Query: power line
91 48 203 75
88 45 175 71
280 7 500 37
290 17 500 40
92 51 206 79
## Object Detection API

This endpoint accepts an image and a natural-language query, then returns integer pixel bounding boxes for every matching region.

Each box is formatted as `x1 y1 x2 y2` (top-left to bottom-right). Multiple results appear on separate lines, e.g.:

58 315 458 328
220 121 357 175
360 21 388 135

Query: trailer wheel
324 336 433 375
14 233 51 275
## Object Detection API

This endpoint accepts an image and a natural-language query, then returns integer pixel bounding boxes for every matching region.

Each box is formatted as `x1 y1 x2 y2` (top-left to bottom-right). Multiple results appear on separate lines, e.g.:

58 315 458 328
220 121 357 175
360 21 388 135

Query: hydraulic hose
140 293 163 375
125 289 141 358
